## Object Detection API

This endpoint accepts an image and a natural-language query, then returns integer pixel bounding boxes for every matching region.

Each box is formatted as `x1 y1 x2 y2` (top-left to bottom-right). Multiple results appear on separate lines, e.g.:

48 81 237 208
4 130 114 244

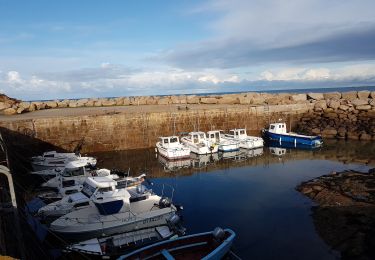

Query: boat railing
161 184 175 203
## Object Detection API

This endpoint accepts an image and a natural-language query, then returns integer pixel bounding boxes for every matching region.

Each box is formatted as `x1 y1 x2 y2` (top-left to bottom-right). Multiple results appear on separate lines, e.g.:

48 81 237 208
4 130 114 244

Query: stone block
290 94 307 102
323 92 341 99
351 99 369 106
327 99 340 109
341 91 357 100
158 97 170 105
2 107 17 115
357 90 370 99
307 93 324 100
200 97 218 104
339 105 350 111
187 95 199 104
45 101 58 108
217 96 239 104
356 105 371 111
102 99 116 106
370 91 375 99
314 100 327 111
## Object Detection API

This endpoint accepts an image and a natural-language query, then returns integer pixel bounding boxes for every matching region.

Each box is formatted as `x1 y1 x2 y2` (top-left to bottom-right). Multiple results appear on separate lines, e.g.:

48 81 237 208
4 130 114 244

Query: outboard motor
167 214 181 226
158 197 171 208
167 214 186 236
213 227 225 241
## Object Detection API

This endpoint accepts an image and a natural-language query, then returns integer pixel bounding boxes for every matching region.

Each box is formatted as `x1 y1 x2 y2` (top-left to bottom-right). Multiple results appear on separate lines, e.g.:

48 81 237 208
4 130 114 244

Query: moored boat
181 132 218 155
262 123 323 147
223 129 264 149
156 136 191 160
118 227 236 260
206 130 239 152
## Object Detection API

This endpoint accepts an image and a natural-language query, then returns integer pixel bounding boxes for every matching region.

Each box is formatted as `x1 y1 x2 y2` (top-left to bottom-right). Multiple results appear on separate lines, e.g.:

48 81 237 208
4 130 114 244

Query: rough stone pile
297 91 375 140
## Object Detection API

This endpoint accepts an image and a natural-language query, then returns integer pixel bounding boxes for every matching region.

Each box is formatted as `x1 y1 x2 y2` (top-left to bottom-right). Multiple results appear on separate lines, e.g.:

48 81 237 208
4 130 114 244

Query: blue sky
1 0 375 100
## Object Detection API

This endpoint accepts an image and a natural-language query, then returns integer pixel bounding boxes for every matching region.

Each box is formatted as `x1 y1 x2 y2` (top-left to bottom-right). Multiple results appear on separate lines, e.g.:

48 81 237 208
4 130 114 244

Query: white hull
181 139 218 154
218 142 240 152
238 137 264 149
31 157 97 171
156 142 190 160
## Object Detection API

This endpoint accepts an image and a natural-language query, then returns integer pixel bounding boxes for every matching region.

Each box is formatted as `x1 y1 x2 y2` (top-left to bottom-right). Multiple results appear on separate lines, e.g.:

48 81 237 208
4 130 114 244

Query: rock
57 100 69 108
312 128 321 134
84 99 95 107
323 92 341 99
250 96 265 105
339 105 350 111
370 91 375 99
341 91 358 100
200 97 218 104
74 99 88 107
28 103 36 111
322 128 337 136
16 107 25 114
158 97 170 105
18 102 31 110
301 187 313 194
314 100 327 111
102 99 116 106
238 96 250 105
0 102 12 110
327 99 340 109
187 95 200 104
347 132 360 140
146 97 158 105
68 101 78 108
290 94 307 102
351 99 369 106
356 105 371 111
32 102 46 110
217 96 239 104
45 101 58 108
357 90 370 99
2 107 17 115
307 93 324 100
94 100 103 107
360 133 372 140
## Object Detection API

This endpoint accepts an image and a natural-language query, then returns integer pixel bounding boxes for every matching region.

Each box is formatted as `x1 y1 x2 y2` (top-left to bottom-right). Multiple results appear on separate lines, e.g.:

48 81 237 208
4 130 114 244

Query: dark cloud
161 26 375 69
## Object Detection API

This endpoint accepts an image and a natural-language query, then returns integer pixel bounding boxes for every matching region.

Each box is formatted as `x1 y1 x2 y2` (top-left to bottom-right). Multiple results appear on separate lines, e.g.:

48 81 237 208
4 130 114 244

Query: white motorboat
206 130 239 152
156 136 191 160
49 181 179 241
31 151 97 171
223 129 264 149
181 132 218 155
37 176 149 219
157 155 191 172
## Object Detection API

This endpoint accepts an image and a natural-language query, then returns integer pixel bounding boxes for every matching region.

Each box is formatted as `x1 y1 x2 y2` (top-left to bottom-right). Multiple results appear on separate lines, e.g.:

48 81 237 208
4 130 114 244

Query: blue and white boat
117 227 236 260
262 123 323 147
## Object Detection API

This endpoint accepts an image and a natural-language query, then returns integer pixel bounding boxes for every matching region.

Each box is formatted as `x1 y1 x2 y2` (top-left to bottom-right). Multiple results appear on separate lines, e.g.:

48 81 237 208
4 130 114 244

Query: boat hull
156 143 191 160
263 130 323 147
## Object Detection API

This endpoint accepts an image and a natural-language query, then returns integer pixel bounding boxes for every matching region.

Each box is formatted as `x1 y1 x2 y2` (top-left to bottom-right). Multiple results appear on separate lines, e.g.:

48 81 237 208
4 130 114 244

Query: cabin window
44 154 55 158
65 190 78 195
49 160 64 164
98 187 113 193
193 135 199 143
82 182 96 197
270 125 275 130
62 180 75 187
210 134 215 138
229 131 234 135
170 137 178 143
240 130 245 135
199 133 205 139
74 201 90 208
279 125 282 128
163 139 168 144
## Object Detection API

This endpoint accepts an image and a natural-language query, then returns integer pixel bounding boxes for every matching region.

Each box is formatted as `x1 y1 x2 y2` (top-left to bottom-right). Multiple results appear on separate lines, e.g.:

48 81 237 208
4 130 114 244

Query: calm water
88 140 375 260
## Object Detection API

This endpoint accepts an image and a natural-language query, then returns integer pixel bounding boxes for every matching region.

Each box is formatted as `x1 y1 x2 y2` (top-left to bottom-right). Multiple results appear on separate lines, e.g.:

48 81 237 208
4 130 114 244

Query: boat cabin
188 132 207 144
81 176 117 198
206 130 222 143
268 123 287 134
227 129 247 139
159 136 181 148
61 161 88 177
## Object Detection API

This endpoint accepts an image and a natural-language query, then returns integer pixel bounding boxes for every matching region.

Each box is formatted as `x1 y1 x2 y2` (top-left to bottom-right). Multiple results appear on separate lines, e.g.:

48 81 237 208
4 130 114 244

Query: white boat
37 176 149 219
157 155 191 172
242 147 264 158
181 132 219 155
206 130 239 152
49 181 179 241
223 129 264 149
156 136 191 160
31 151 97 171
190 153 219 168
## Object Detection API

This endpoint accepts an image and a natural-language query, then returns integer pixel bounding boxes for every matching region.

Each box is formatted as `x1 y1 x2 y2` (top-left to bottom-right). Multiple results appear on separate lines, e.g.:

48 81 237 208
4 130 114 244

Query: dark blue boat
117 227 236 260
262 123 323 147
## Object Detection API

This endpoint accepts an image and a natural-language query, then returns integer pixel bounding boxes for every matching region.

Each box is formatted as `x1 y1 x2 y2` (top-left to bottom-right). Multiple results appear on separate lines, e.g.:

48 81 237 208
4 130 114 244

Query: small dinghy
181 132 218 155
156 136 191 160
206 130 239 152
262 123 323 147
118 227 236 260
223 129 264 149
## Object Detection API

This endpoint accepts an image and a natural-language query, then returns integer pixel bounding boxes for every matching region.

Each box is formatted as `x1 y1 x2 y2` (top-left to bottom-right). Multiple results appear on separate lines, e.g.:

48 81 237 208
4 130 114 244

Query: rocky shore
297 169 375 259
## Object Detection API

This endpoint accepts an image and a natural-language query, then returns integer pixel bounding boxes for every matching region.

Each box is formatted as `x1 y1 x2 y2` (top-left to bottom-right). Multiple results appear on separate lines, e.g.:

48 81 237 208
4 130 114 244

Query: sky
1 0 375 100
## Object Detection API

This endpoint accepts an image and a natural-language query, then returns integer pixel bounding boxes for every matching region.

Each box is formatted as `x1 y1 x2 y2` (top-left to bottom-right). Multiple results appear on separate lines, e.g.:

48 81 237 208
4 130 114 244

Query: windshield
81 182 96 198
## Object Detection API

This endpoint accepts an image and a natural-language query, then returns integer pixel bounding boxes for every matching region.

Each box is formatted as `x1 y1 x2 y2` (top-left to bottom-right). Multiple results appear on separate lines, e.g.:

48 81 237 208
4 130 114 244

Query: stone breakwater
296 91 375 141
0 90 374 116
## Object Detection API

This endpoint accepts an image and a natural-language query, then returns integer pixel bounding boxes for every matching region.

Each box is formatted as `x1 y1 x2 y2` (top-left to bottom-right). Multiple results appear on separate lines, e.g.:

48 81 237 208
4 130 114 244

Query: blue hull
263 130 322 146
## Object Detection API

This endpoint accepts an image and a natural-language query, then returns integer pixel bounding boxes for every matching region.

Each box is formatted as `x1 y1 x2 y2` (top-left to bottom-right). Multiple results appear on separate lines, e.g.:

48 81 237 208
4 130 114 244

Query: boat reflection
157 155 191 172
266 140 323 150
269 147 287 157
191 153 220 168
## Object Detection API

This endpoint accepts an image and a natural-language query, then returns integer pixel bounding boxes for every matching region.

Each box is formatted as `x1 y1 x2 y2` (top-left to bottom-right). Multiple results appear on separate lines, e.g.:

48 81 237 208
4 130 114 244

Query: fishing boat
158 155 191 172
118 227 236 260
65 216 185 259
223 129 264 149
181 132 218 155
31 151 97 171
49 181 180 241
206 130 239 152
156 136 191 160
262 123 323 147
37 175 147 219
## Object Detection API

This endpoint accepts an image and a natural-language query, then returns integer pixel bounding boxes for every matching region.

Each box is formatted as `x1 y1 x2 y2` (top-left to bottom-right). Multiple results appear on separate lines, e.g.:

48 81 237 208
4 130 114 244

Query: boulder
311 128 321 134
18 102 31 110
187 95 200 104
16 107 25 114
0 102 12 110
314 100 327 111
357 90 370 99
356 105 371 111
327 99 340 109
85 99 95 107
250 96 265 105
94 100 103 107
2 107 17 115
57 100 69 108
32 102 46 110
217 96 239 105
341 91 358 100
238 96 251 105
347 132 359 140
370 91 375 99
351 99 369 106
307 93 324 100
339 105 350 111
290 94 307 102
158 97 170 105
68 101 78 108
45 101 58 108
200 97 218 104
323 92 341 99
146 97 158 105
74 99 88 107
360 133 372 141
102 99 116 106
